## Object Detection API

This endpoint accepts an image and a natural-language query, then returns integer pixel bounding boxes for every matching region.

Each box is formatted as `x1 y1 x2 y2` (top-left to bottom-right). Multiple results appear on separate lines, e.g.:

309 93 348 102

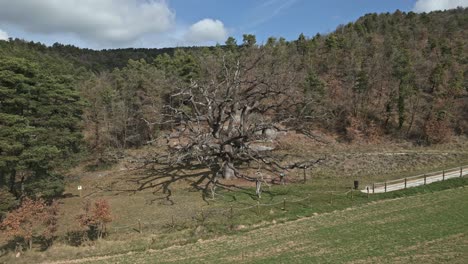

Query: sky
0 0 467 49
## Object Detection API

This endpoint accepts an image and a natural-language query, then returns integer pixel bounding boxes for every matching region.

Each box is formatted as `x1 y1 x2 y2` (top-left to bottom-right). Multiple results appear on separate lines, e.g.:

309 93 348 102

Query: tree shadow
63 228 107 247
60 192 78 199
0 235 57 255
35 236 56 251
98 161 258 205
96 152 323 205
64 230 87 247
0 237 23 257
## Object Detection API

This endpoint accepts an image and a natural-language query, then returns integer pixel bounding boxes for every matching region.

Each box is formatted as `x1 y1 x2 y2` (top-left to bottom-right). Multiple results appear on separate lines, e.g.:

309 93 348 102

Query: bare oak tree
130 43 323 200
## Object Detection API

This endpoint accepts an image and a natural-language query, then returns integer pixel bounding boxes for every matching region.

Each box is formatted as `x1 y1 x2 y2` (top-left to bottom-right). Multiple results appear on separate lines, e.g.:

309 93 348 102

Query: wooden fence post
424 174 426 185
366 187 369 199
442 170 445 181
303 167 307 183
460 167 463 177
372 183 375 194
138 219 142 234
404 178 407 189
384 182 387 193
229 206 234 230
200 210 205 225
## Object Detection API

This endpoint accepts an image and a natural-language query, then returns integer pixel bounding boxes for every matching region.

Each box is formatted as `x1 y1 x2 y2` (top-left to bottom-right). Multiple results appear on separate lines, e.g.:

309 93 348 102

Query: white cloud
413 0 468 13
0 0 175 45
185 19 228 44
0 29 8 40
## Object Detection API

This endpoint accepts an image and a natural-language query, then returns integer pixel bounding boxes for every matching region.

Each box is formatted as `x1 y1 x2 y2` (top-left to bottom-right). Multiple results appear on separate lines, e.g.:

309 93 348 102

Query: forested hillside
304 8 468 143
79 8 468 151
0 8 467 211
1 38 192 72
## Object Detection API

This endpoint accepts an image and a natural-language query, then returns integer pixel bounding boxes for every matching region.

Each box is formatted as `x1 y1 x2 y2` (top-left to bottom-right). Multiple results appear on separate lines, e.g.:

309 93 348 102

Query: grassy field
66 186 468 263
1 143 468 263
1 177 467 264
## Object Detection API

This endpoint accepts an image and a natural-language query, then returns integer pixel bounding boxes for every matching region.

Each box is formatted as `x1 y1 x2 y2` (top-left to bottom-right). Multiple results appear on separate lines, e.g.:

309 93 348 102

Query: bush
423 118 453 144
76 199 112 240
0 197 59 250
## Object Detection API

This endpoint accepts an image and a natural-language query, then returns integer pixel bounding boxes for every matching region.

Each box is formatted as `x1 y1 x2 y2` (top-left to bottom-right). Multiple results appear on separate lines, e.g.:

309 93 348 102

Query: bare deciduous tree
136 44 323 200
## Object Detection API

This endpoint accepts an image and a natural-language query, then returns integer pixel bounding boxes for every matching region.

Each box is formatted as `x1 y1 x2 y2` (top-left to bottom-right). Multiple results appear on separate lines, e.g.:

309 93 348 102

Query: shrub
0 197 59 250
424 118 453 144
76 199 112 240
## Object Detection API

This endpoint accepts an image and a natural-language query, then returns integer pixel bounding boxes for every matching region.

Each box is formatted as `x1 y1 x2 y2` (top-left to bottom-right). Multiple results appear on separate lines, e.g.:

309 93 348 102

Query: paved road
362 168 467 194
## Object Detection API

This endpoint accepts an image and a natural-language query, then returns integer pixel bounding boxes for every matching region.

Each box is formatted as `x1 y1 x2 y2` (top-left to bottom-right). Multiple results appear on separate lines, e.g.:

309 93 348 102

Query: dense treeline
81 8 468 150
0 8 467 212
303 8 468 143
1 38 201 72
0 56 83 214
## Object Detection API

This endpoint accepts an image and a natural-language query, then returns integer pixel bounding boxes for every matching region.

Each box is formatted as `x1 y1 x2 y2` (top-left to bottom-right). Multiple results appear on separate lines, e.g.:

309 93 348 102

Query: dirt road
363 166 467 193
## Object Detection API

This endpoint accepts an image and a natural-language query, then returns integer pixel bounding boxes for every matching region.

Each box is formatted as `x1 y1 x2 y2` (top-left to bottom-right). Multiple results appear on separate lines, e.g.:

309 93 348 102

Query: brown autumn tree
80 59 168 152
423 115 453 144
0 198 59 250
76 199 112 240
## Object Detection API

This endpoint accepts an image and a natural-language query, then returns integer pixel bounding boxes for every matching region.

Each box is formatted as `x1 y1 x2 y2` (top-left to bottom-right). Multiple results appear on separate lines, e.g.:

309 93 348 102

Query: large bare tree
137 43 322 200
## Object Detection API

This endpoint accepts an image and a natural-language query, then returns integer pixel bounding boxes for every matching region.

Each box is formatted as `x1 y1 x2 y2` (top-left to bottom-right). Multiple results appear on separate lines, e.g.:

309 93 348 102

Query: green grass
58 146 468 242
2 144 468 263
183 177 468 236
2 178 466 264
82 186 468 263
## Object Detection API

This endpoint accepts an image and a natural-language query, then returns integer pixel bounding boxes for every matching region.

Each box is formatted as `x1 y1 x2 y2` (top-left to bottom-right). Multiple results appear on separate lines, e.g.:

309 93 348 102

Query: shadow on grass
0 235 58 256
63 228 109 247
0 237 22 257
64 230 88 247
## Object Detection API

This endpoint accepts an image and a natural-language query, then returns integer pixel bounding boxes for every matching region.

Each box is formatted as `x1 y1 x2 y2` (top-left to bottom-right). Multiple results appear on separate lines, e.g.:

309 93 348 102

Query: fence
109 189 358 234
367 164 468 194
110 165 467 234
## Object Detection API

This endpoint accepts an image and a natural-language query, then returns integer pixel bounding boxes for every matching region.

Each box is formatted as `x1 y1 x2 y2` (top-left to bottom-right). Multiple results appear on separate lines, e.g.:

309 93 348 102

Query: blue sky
0 0 466 49
170 0 415 42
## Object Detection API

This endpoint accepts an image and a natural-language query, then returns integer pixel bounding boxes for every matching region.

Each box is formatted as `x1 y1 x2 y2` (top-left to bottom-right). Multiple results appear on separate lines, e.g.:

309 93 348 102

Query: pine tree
0 57 83 198
392 48 414 130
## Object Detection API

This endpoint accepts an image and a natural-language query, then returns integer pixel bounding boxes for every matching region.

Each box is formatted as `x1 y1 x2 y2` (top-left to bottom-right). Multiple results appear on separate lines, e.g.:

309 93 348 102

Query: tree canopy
0 57 82 200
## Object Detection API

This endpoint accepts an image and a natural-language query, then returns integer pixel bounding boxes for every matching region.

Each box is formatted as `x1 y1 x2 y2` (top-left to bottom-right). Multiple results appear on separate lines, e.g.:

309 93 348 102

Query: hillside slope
49 187 468 263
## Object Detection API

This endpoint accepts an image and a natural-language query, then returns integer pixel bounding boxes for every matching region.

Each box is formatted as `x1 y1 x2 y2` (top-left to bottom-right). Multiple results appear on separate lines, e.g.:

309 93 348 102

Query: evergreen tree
0 57 83 198
225 36 237 51
392 48 414 130
242 34 257 47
